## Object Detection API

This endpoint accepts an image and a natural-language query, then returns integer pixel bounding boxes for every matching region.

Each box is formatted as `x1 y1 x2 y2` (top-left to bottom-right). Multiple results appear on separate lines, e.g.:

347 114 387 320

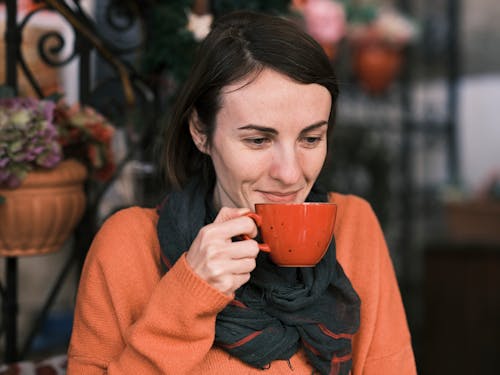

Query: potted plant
347 5 419 94
0 95 116 256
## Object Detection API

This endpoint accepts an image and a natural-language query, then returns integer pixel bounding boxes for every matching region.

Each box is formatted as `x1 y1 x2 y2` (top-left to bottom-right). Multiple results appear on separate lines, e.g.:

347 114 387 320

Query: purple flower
0 97 62 188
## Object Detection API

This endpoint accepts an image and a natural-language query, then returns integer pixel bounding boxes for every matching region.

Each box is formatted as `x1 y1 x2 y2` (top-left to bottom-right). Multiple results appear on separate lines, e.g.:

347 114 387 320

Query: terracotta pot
353 43 403 95
320 42 338 62
0 159 87 257
18 0 43 13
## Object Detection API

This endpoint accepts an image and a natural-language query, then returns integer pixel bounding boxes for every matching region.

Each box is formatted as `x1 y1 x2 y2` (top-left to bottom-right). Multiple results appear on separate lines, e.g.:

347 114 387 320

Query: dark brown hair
160 10 339 190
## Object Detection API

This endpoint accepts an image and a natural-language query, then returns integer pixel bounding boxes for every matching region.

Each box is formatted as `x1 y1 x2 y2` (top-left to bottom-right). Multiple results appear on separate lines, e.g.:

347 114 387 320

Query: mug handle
242 212 271 253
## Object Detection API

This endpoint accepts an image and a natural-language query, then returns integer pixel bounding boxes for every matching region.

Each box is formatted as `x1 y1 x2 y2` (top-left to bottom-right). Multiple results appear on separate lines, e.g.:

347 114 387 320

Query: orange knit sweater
67 193 417 374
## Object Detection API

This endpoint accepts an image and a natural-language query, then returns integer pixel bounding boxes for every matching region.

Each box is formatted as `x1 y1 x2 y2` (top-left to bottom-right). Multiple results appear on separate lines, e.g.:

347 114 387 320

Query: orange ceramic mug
242 203 337 267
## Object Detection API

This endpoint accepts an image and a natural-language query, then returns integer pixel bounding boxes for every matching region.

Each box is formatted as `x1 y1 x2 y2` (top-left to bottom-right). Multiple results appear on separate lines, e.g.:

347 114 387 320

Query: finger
213 206 251 224
203 215 258 242
230 258 257 275
208 256 257 278
227 239 260 260
232 273 252 291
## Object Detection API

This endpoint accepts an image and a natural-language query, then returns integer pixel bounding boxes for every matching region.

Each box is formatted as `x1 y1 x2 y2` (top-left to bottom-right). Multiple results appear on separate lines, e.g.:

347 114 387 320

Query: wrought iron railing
1 0 156 363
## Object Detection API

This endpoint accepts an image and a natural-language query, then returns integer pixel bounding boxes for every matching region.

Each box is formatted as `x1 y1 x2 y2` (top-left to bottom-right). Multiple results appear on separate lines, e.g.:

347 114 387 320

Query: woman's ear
189 110 209 154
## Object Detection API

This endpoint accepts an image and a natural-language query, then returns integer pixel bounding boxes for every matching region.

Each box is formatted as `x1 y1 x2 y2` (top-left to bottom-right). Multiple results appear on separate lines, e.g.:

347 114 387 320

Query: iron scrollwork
2 0 156 363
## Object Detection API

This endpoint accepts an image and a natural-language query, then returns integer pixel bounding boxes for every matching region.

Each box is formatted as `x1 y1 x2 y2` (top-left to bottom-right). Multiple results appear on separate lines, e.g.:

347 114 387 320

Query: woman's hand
185 207 260 296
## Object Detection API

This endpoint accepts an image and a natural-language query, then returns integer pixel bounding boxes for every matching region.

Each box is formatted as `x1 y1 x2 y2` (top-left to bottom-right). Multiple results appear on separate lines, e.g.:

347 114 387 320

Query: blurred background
1 0 499 373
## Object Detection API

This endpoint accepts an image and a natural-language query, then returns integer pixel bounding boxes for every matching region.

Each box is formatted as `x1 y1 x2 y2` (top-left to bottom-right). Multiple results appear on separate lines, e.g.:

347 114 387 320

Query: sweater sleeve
67 208 232 374
361 216 417 375
330 194 417 375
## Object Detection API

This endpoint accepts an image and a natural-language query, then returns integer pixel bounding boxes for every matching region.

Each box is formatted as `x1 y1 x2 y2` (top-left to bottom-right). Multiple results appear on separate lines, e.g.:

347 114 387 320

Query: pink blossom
303 0 346 44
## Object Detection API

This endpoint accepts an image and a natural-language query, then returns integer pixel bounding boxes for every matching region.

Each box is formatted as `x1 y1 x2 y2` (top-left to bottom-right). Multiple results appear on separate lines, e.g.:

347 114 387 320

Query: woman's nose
269 146 302 185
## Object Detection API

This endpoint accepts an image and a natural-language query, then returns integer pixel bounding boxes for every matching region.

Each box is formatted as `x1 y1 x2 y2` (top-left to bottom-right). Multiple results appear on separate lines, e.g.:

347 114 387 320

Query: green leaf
45 92 65 103
10 110 32 126
8 140 23 153
0 85 15 99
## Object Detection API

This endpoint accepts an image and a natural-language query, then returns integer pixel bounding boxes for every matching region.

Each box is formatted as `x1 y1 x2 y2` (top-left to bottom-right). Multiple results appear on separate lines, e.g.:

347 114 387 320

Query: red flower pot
353 43 403 95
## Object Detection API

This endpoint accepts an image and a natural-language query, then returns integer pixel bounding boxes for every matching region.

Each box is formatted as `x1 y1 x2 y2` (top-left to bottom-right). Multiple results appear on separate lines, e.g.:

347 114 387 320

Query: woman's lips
259 191 299 203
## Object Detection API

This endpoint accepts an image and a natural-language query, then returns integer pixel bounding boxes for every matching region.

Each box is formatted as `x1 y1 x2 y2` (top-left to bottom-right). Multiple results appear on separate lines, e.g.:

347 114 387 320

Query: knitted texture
67 194 417 374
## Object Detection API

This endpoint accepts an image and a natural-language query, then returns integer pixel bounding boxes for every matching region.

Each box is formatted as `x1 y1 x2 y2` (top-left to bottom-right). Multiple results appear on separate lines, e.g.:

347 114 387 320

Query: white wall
411 74 500 196
459 74 500 193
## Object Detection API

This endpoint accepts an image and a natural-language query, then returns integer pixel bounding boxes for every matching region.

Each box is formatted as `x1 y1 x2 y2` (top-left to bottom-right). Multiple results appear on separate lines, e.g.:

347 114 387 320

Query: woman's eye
245 137 270 147
252 138 266 145
301 136 323 147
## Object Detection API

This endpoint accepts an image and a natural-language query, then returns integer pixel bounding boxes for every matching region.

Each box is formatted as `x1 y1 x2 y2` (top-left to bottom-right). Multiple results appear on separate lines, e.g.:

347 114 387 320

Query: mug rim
254 202 337 207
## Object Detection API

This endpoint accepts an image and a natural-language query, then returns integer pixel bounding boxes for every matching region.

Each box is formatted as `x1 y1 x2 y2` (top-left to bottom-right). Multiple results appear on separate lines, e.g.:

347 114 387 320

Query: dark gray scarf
157 178 360 375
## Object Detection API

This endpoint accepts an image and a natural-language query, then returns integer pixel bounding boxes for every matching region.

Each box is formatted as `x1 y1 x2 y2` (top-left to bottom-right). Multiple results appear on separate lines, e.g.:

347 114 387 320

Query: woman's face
192 68 332 211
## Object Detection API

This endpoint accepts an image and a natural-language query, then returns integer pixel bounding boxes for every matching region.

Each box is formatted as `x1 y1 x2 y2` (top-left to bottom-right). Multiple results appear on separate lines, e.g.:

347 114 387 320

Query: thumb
213 206 251 224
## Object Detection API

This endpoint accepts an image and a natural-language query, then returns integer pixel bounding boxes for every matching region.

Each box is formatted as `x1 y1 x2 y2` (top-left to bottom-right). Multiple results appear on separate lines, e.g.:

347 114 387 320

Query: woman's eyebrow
300 121 328 134
237 124 277 134
237 121 328 135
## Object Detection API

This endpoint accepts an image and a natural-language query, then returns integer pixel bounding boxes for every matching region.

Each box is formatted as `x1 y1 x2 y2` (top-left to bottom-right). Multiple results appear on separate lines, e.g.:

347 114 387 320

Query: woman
67 11 416 375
